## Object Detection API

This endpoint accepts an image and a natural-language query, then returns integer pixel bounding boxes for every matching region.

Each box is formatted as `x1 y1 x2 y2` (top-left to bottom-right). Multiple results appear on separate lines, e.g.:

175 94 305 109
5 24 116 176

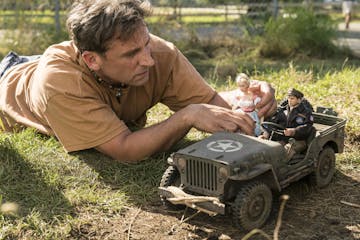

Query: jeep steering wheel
261 122 285 135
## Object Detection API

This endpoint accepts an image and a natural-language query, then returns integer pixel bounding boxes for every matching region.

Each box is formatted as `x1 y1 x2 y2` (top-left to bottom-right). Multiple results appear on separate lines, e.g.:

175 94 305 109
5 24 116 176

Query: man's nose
139 48 154 67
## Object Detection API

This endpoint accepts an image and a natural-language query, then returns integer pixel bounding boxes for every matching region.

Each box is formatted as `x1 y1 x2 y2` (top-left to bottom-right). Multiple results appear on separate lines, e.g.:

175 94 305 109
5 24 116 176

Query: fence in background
151 2 348 20
0 2 351 22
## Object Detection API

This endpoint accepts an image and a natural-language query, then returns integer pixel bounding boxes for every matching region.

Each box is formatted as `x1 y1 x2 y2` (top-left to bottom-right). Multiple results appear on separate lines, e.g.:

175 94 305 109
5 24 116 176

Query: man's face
96 25 155 86
288 96 301 107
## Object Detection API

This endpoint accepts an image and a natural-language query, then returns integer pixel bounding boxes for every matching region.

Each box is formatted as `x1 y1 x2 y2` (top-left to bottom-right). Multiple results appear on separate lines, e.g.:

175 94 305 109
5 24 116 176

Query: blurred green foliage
259 9 339 58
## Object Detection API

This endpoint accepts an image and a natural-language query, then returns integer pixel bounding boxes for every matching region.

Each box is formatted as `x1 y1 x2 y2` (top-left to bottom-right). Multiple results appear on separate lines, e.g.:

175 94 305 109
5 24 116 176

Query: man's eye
125 52 137 58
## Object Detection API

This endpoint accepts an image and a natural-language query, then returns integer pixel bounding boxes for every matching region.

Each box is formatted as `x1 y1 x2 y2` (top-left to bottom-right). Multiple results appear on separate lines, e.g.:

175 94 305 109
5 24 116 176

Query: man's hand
258 131 270 139
284 128 296 137
248 80 277 118
183 103 255 135
95 81 272 162
95 100 254 163
218 80 277 118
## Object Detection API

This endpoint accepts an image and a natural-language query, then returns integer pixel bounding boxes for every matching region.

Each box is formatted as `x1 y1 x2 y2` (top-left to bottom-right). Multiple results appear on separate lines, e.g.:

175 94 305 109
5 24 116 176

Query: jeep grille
185 158 218 192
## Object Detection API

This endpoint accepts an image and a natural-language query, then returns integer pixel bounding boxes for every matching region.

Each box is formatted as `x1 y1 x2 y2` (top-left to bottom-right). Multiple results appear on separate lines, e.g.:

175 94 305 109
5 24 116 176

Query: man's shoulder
150 34 177 54
149 34 181 73
40 41 86 78
41 41 84 72
35 41 92 95
298 101 313 114
43 41 78 58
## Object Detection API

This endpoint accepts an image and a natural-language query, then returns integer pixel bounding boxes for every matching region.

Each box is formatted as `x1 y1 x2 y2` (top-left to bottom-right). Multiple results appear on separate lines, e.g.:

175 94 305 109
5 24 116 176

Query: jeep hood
175 132 285 165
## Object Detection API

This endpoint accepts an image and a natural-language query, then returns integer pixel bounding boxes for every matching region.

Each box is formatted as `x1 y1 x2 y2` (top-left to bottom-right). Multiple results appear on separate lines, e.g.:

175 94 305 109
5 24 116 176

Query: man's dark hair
279 98 314 112
66 0 152 54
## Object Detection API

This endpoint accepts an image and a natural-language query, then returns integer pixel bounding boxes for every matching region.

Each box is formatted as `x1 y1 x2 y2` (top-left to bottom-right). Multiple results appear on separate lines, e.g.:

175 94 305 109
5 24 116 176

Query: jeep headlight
177 158 186 170
219 167 229 179
167 156 174 165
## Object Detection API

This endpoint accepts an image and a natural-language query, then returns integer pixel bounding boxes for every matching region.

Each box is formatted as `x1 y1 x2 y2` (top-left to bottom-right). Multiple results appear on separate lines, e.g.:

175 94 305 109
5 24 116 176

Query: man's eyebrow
121 36 151 57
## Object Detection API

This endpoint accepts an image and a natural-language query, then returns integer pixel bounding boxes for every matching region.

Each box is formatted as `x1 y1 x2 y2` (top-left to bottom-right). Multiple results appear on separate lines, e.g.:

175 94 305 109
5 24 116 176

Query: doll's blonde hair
235 73 250 87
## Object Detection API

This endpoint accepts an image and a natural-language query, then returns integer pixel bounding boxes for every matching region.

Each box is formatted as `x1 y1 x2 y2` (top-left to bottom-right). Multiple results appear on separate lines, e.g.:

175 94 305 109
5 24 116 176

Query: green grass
1 7 360 238
0 58 359 239
0 129 168 238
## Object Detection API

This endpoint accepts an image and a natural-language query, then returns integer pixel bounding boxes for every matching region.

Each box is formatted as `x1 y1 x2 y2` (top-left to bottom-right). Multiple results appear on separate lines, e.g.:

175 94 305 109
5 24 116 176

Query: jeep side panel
309 112 346 155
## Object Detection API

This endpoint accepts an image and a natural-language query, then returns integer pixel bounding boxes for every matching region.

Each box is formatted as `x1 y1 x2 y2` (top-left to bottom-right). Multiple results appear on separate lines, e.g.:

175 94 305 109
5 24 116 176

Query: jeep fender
228 163 281 192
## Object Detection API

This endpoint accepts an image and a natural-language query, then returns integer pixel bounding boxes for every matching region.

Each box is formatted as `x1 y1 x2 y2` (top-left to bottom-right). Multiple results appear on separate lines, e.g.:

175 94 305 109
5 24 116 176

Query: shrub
259 9 338 58
0 9 68 57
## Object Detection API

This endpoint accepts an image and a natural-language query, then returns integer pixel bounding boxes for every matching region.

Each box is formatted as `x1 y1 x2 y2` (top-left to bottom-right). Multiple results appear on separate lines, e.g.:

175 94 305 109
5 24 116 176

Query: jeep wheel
232 181 272 231
159 166 185 210
309 147 336 188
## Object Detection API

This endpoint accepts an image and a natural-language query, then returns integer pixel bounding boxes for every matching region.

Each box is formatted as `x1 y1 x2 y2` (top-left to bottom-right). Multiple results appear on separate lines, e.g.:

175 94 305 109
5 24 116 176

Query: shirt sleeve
294 109 314 140
159 48 216 112
44 94 128 152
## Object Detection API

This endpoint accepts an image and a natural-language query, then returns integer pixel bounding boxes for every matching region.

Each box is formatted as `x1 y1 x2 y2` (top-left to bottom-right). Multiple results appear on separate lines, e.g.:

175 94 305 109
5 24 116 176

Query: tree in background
0 0 69 56
259 8 337 58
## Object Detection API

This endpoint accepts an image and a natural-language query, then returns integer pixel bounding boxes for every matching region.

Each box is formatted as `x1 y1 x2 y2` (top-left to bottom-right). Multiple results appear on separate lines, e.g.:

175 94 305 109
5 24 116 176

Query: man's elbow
94 131 148 163
113 153 148 163
95 147 147 163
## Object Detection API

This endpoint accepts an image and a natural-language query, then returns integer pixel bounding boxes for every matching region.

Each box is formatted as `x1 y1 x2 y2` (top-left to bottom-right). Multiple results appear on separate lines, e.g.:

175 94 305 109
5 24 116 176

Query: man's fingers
248 80 276 118
256 88 274 109
214 113 254 135
257 98 277 118
227 111 255 135
219 121 238 133
247 80 261 92
191 104 255 135
255 83 275 108
214 114 254 134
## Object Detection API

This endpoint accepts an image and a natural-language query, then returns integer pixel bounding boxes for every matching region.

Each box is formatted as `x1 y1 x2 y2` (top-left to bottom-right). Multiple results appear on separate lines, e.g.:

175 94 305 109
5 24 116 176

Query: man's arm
95 107 191 162
290 111 314 140
96 101 255 162
96 81 275 162
208 92 232 108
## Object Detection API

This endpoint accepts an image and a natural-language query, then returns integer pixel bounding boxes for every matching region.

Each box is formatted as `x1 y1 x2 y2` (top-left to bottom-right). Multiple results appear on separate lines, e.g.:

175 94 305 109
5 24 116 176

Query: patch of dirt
69 169 360 240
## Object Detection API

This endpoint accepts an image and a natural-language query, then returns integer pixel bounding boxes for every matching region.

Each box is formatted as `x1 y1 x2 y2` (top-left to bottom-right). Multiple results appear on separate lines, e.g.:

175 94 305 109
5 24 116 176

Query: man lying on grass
0 0 276 162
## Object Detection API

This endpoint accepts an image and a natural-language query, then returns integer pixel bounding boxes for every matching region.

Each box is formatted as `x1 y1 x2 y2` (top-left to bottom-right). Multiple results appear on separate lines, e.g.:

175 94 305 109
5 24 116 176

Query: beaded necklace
92 71 128 101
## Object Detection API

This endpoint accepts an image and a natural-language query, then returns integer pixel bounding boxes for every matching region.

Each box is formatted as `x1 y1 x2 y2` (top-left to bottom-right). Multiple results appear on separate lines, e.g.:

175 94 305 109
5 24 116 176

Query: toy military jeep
158 108 346 231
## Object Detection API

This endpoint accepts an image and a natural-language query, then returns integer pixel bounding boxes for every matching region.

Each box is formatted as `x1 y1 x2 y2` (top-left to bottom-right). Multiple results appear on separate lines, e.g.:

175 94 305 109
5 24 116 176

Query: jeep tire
159 166 185 210
232 181 272 231
309 147 336 188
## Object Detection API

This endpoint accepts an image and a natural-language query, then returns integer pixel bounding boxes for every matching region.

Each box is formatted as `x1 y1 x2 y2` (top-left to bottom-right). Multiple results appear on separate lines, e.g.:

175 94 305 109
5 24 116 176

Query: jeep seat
306 126 317 147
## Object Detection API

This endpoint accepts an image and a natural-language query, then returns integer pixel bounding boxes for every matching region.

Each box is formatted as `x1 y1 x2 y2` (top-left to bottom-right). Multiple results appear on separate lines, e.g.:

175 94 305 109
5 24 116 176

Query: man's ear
82 51 102 71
